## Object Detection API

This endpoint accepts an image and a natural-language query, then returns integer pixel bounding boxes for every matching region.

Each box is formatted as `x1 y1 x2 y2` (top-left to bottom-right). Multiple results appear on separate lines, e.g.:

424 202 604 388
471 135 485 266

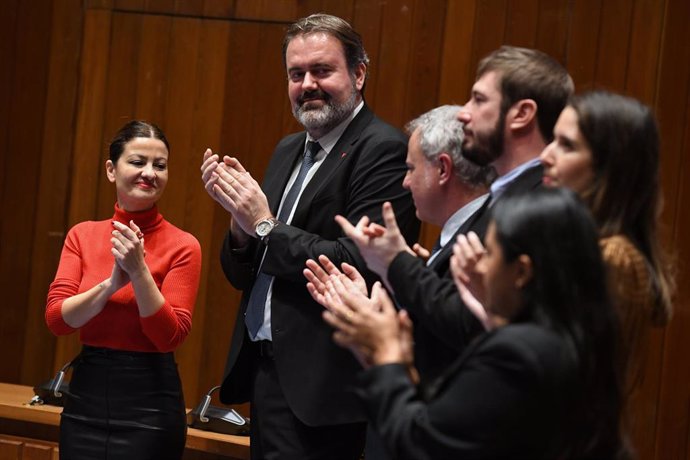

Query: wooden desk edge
0 382 250 458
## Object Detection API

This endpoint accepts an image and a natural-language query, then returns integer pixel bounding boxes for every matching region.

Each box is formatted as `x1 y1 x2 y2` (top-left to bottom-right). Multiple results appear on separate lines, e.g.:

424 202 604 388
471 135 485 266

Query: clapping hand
304 255 367 308
322 277 413 370
334 202 415 286
450 232 493 330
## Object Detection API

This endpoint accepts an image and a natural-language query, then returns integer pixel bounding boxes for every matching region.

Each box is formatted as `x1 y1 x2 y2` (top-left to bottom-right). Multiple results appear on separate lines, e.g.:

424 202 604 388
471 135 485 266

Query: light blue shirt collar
490 158 541 203
426 193 489 266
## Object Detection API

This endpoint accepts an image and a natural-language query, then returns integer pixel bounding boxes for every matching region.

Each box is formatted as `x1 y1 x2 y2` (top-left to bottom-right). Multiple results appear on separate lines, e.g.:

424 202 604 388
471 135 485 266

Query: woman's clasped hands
109 220 147 290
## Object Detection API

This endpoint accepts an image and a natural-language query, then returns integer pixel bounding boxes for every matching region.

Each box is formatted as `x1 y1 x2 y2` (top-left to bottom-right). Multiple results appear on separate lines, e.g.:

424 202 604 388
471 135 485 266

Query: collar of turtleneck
112 202 164 236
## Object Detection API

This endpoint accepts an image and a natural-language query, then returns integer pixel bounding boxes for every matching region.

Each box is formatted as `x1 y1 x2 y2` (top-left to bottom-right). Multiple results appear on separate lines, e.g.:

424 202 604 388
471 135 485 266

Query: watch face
256 220 273 237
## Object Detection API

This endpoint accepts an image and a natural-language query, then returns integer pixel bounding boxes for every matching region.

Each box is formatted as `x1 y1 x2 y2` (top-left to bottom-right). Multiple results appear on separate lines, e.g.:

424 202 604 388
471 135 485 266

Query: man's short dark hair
477 46 574 142
283 13 369 87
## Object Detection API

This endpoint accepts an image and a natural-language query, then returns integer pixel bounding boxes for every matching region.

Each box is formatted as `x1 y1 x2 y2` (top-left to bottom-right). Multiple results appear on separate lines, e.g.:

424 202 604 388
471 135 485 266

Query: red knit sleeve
140 232 202 351
45 227 82 336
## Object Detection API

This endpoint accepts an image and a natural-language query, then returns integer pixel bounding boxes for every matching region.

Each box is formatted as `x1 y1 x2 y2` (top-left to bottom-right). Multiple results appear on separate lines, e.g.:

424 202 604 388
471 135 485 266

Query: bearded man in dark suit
200 13 418 460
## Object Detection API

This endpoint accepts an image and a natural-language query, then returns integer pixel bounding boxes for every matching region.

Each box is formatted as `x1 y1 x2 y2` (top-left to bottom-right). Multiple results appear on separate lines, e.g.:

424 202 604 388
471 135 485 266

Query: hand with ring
111 220 147 277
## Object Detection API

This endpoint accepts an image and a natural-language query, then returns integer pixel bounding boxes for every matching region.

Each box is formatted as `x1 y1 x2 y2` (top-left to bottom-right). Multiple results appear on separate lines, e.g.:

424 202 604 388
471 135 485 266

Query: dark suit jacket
388 163 543 370
405 199 487 391
356 323 578 460
219 105 420 426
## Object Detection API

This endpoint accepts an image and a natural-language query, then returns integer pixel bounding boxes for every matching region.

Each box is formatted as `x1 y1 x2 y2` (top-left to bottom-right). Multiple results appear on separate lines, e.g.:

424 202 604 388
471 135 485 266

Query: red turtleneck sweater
46 204 202 353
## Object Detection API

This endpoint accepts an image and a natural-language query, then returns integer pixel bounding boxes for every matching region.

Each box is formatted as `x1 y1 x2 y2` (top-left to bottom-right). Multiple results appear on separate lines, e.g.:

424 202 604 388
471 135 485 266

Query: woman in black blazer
321 188 627 459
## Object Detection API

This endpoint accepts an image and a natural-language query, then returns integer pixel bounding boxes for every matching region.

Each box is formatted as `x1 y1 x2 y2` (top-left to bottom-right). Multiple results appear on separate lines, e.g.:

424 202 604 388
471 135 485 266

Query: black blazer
403 197 488 390
387 163 544 369
356 323 579 460
219 105 420 426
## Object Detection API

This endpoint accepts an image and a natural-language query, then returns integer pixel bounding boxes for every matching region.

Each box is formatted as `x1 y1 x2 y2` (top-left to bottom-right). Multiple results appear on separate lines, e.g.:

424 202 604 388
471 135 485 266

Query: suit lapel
427 197 491 272
263 134 307 214
290 105 375 225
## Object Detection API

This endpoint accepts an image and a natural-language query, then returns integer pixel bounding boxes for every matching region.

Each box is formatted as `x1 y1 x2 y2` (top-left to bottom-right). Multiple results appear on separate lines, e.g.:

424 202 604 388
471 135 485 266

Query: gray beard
293 90 358 136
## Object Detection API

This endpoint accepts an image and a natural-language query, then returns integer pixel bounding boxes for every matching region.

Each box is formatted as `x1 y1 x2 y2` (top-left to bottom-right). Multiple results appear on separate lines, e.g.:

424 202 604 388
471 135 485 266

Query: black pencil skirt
59 345 187 460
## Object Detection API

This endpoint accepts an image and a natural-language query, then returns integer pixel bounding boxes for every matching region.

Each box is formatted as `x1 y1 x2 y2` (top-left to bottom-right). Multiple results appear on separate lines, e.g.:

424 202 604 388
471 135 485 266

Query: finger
112 231 139 252
451 253 471 288
223 165 253 190
215 165 241 191
324 282 346 312
466 231 485 255
204 171 219 196
328 276 360 316
332 331 362 350
335 215 358 238
456 234 477 268
412 243 430 259
362 222 385 237
459 233 483 263
381 202 400 233
110 236 130 254
222 156 248 174
323 309 346 330
303 268 322 288
201 148 218 171
323 309 356 335
202 148 214 164
306 282 326 307
113 221 142 243
304 268 327 301
213 173 234 192
398 309 414 330
129 220 144 240
201 158 220 183
340 262 363 282
305 258 330 284
111 247 123 261
354 215 371 232
332 331 351 350
335 273 366 301
329 274 352 300
372 282 395 313
317 254 341 276
212 182 239 212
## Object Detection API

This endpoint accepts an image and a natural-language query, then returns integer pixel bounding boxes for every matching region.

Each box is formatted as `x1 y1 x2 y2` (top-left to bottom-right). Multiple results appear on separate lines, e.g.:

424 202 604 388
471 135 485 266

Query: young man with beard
332 46 573 356
200 13 418 460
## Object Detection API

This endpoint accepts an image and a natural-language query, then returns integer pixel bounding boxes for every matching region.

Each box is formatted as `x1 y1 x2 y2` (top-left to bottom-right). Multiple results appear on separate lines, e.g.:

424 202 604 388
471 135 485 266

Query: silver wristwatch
255 218 279 242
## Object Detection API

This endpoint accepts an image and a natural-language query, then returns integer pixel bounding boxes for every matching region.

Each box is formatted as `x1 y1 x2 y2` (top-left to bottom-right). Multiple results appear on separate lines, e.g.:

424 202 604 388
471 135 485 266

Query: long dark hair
570 91 674 324
109 120 169 164
492 187 624 458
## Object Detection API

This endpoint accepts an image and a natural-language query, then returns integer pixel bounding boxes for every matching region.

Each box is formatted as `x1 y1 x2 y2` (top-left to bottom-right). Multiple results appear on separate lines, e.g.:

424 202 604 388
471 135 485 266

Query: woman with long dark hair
540 91 675 452
320 188 624 459
46 120 202 459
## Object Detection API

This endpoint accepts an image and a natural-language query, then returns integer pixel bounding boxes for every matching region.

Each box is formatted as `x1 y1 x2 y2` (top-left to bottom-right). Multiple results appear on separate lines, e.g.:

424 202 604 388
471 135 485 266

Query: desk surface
0 382 250 459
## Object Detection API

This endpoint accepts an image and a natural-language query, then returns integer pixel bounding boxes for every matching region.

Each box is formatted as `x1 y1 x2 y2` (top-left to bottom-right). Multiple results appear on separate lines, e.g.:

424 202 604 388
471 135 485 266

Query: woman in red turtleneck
46 120 201 460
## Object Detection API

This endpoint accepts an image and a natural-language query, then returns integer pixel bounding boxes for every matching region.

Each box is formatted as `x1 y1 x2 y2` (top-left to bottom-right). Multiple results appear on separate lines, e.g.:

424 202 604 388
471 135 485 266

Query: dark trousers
364 425 391 460
250 349 366 460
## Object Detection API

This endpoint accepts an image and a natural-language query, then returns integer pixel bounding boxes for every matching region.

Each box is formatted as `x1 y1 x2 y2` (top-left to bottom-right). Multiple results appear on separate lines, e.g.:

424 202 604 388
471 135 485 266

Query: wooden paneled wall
1 1 688 459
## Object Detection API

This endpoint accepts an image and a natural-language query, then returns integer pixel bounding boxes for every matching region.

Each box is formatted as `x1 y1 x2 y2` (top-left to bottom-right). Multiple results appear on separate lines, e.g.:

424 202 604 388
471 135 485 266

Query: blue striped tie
245 141 321 339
